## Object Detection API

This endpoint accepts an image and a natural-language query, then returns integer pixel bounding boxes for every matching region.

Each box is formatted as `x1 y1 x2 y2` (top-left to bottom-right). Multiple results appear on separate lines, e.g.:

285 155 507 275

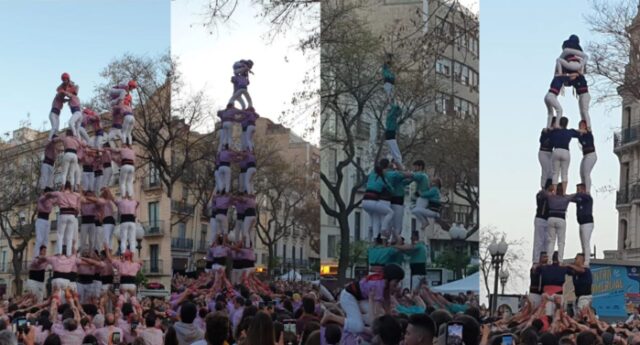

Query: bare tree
586 0 640 103
479 227 526 300
320 0 479 282
0 138 42 295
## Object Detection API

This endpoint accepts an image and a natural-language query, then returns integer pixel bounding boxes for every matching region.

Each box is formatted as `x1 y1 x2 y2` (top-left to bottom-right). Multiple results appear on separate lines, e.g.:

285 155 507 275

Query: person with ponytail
362 159 393 239
577 120 596 193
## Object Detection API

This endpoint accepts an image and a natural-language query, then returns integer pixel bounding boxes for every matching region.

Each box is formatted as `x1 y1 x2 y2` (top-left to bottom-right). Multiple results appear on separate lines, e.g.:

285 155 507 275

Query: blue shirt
412 172 430 197
571 192 593 224
382 63 395 83
539 130 552 152
535 191 549 219
539 264 570 288
386 105 401 132
550 128 579 150
569 267 592 296
366 172 387 193
385 170 410 198
578 131 595 152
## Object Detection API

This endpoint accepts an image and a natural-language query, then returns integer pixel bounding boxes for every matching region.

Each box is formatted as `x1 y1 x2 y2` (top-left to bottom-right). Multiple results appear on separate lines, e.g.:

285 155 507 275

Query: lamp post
449 224 467 279
488 237 508 316
135 224 144 257
499 269 509 295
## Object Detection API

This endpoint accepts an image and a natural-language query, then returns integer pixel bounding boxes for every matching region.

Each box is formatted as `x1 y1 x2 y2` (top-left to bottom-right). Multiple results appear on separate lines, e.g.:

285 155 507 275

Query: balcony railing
171 238 193 250
618 189 629 205
142 260 163 275
171 200 194 215
196 241 208 252
11 224 34 238
143 178 162 191
141 221 165 237
614 126 640 149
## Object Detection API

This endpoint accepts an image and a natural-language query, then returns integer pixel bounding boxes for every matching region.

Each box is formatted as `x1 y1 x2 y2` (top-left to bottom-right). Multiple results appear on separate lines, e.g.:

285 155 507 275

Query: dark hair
81 335 98 345
43 334 62 345
374 315 403 345
165 325 179 345
408 314 436 339
559 116 569 128
247 312 275 345
302 296 315 315
383 264 405 281
145 313 156 328
551 117 557 126
520 327 539 345
413 160 425 170
552 251 559 263
180 302 198 324
122 303 134 318
274 321 284 343
301 322 321 345
305 330 321 345
429 309 453 331
452 315 481 345
205 313 230 345
556 183 564 196
464 306 481 324
375 159 390 182
44 187 52 193
539 332 559 345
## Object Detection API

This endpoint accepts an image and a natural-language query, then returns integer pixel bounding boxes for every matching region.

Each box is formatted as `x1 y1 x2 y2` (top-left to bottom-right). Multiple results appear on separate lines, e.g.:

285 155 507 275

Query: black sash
29 270 45 282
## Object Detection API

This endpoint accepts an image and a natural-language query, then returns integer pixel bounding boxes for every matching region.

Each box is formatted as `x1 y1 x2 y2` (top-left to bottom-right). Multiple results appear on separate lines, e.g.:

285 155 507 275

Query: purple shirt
359 278 385 302
239 153 256 169
241 110 259 127
214 195 231 210
218 150 235 164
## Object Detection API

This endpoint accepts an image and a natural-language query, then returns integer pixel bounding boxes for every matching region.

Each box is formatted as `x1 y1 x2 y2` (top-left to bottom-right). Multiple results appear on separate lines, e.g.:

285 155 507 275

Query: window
183 186 189 200
149 165 159 186
327 235 337 258
436 58 451 76
178 223 186 239
435 93 450 114
282 244 287 260
461 65 470 85
299 247 303 262
292 245 296 262
148 202 159 228
150 245 159 272
200 224 208 248
262 253 268 265
354 211 361 241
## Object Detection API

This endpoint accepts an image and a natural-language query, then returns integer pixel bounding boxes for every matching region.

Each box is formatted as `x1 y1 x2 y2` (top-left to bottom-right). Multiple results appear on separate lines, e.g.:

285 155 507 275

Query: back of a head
429 310 453 331
165 326 179 345
374 315 403 345
408 313 436 343
81 335 98 345
122 303 134 318
560 117 569 128
247 312 275 345
539 332 559 345
145 313 157 328
305 330 321 345
576 331 598 345
531 319 544 333
0 330 16 345
464 306 481 324
302 296 315 315
43 334 62 345
205 313 230 345
383 264 405 282
452 315 480 345
325 323 342 345
180 302 198 324
520 327 539 345
301 322 321 345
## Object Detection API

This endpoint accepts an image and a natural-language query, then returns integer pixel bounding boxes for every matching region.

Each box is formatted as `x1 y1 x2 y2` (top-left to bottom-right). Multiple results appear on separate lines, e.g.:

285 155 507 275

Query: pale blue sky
0 0 169 136
171 0 320 143
481 0 621 294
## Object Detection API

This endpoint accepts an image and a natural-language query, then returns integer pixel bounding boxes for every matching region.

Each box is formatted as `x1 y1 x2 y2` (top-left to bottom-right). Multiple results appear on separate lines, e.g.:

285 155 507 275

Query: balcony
11 224 34 238
618 189 629 205
171 200 194 215
171 238 193 251
143 177 162 192
141 221 165 237
614 126 640 151
142 260 163 276
196 241 208 253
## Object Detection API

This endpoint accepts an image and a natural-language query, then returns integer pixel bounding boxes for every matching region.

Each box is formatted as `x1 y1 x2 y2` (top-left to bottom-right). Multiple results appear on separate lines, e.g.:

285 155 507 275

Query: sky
0 0 170 137
171 0 320 144
481 0 621 295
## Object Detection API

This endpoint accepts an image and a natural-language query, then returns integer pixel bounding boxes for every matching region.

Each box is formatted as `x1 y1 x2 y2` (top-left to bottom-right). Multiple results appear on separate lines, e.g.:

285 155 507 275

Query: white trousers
579 93 591 128
580 222 594 266
94 225 104 252
120 222 137 253
93 174 103 193
61 152 79 187
544 92 562 128
245 167 256 195
103 223 115 250
57 214 78 256
108 128 123 148
385 139 402 166
239 172 246 193
243 216 256 247
580 152 597 193
39 163 55 190
219 122 233 150
102 167 113 190
241 126 256 151
122 115 134 145
77 282 94 304
34 219 50 259
79 223 96 252
339 290 365 334
119 164 135 198
217 166 231 193
538 150 553 189
209 218 218 244
215 214 228 236
362 200 393 238
82 172 95 192
51 278 71 303
214 169 222 193
411 198 440 229
546 217 566 262
228 89 252 109
552 148 570 185
384 83 394 102
391 204 404 238
78 127 91 145
533 217 548 263
26 279 45 303
545 294 563 316
49 112 59 141
68 111 82 137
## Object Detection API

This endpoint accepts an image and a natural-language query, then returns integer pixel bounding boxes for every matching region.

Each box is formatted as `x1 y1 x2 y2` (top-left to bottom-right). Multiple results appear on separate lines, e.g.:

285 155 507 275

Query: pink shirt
46 255 82 272
102 150 112 165
116 199 138 215
116 319 137 345
30 259 48 271
113 260 141 276
138 327 164 345
81 201 97 216
119 147 135 163
81 153 95 166
35 326 50 345
244 196 256 209
92 326 124 345
77 262 95 275
68 94 81 109
52 323 86 345
51 191 82 210
44 141 58 160
209 246 229 259
61 136 83 151
102 200 115 218
100 261 114 276
37 195 55 213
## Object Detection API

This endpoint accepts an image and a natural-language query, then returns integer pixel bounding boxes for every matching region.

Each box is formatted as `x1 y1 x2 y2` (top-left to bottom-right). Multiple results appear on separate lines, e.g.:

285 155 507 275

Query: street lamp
135 224 144 257
499 269 509 295
488 237 508 316
449 224 467 279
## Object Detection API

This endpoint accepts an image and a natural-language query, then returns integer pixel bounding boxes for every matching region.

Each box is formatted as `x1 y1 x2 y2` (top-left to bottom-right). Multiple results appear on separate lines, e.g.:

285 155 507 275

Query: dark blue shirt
569 267 592 296
539 130 552 152
530 266 542 293
550 128 579 150
539 264 569 288
535 191 549 219
571 192 593 224
578 131 595 153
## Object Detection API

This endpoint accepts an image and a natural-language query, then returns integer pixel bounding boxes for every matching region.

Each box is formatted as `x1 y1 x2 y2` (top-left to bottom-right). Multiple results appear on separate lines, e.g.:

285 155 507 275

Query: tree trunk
12 259 22 297
337 215 350 285
267 245 275 278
